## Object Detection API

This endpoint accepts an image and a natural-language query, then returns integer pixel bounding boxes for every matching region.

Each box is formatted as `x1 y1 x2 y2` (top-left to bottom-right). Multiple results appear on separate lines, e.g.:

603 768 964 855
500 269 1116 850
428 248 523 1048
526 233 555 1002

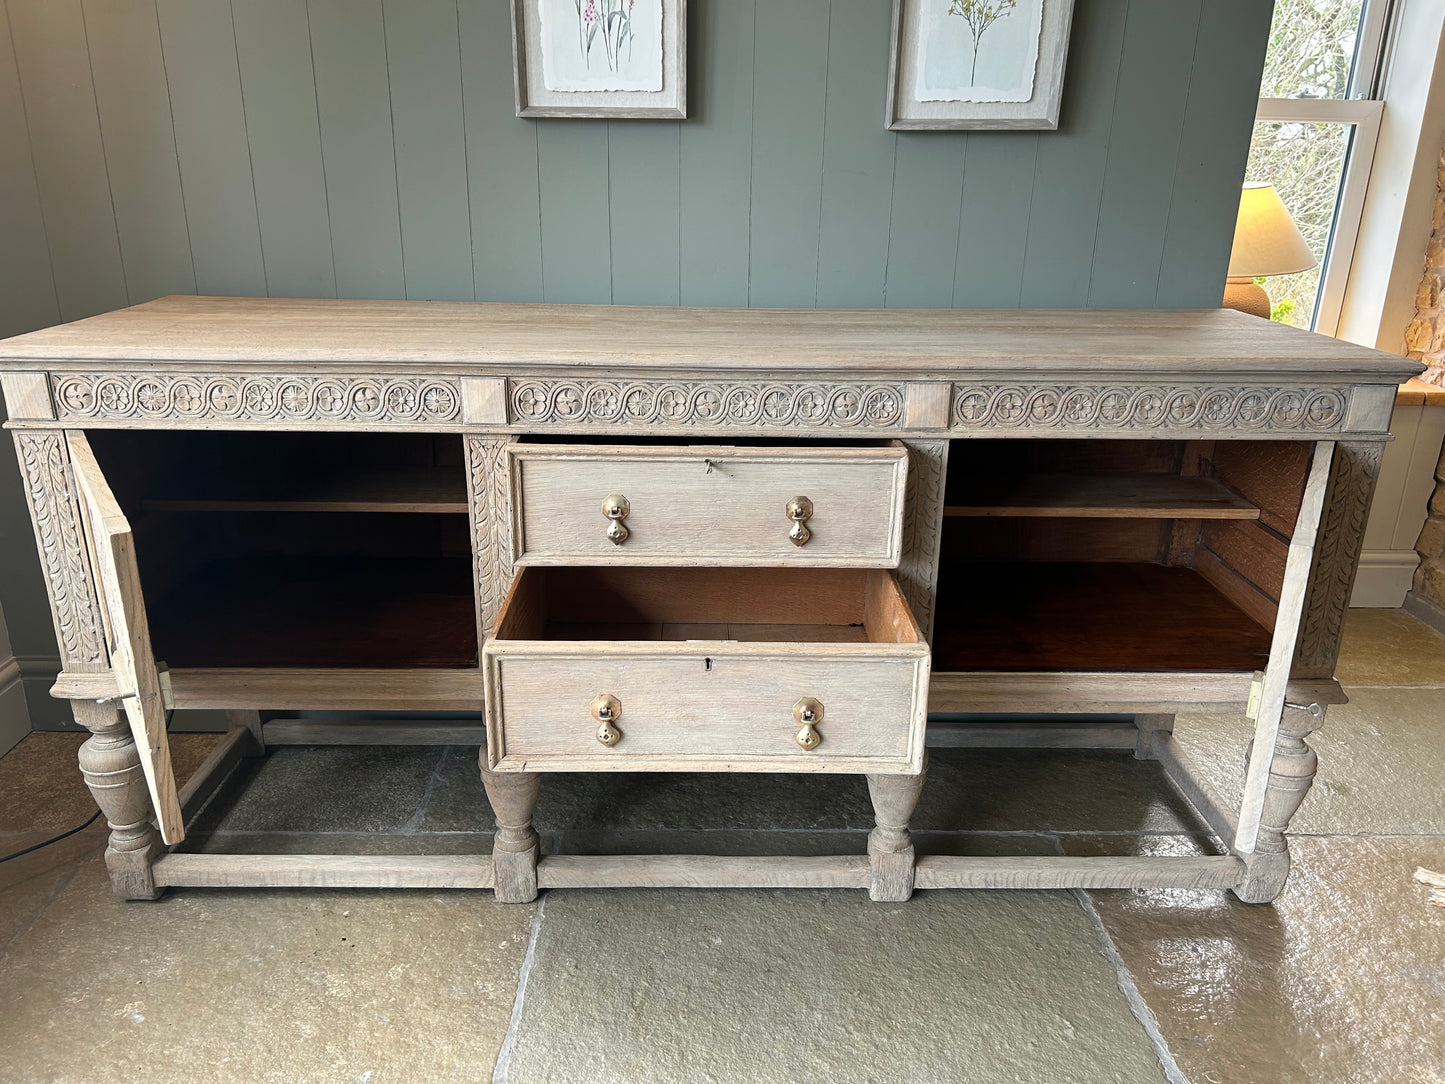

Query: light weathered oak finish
72 699 164 900
507 442 908 566
483 567 930 774
67 431 184 845
0 297 1418 902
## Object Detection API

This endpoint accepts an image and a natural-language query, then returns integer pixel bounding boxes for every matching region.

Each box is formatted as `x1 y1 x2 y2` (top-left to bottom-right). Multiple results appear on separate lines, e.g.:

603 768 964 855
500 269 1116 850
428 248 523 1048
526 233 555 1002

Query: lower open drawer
482 567 930 773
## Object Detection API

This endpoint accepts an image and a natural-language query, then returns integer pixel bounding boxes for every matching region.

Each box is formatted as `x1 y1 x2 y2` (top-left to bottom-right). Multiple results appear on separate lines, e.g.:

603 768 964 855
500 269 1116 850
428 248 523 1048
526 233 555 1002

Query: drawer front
508 444 908 566
485 649 927 773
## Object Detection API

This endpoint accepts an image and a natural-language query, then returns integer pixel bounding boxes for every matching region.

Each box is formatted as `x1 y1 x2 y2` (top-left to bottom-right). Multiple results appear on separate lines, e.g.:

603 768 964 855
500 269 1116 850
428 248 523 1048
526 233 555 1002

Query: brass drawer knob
793 697 823 750
591 693 622 747
786 496 813 547
602 493 630 545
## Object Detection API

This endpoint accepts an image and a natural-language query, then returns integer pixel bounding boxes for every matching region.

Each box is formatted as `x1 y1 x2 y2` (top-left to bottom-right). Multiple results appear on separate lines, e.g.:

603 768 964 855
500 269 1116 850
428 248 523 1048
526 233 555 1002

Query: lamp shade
1227 182 1317 278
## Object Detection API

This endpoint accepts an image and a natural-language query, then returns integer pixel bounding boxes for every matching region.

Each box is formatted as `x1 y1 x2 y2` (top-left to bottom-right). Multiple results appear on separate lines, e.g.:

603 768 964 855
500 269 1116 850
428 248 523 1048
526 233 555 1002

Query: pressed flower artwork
913 0 1045 103
539 0 664 92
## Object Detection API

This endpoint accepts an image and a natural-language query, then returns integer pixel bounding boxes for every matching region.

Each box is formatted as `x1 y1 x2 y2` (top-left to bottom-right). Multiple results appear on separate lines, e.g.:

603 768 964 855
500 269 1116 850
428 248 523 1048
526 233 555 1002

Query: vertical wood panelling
1086 1 1201 308
6 0 127 320
1156 0 1274 308
816 0 896 309
382 0 473 302
748 0 830 307
155 0 267 296
308 0 404 300
459 0 543 303
953 133 1038 307
1018 0 1129 307
232 0 336 299
82 0 195 306
679 0 753 307
0 6 58 337
609 123 682 306
3 0 1274 318
537 122 612 303
885 135 965 308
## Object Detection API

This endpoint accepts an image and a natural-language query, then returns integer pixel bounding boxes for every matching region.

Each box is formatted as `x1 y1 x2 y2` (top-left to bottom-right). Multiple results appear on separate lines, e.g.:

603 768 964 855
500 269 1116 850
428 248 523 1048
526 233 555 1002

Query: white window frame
1253 0 1394 336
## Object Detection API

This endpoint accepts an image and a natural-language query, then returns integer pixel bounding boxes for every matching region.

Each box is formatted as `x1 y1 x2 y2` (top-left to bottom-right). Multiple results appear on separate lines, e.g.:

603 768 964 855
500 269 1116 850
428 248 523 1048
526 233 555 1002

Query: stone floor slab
0 733 220 833
502 887 1168 1084
0 856 533 1084
1175 687 1445 836
1336 607 1445 687
191 745 446 835
1077 834 1445 1084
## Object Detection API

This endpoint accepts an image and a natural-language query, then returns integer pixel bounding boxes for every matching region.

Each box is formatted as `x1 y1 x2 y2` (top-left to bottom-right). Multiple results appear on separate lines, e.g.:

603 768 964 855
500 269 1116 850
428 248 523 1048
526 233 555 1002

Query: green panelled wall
0 0 1271 724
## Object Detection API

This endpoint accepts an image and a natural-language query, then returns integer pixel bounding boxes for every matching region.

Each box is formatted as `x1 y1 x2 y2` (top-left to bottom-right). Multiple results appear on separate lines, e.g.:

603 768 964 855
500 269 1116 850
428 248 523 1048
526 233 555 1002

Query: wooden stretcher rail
153 853 495 889
913 855 1245 890
536 854 872 890
176 725 260 822
261 721 485 746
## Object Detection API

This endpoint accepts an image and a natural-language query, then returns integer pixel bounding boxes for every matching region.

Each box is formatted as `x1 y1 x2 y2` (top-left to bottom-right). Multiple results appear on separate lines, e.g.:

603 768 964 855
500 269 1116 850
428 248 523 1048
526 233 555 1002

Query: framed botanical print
887 0 1074 130
511 0 687 119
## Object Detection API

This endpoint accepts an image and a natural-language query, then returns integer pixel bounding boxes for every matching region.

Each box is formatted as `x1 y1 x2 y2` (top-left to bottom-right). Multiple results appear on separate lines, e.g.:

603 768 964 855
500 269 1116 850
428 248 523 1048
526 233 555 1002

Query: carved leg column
1233 706 1326 904
866 754 927 902
1132 713 1175 760
481 766 541 903
72 700 164 900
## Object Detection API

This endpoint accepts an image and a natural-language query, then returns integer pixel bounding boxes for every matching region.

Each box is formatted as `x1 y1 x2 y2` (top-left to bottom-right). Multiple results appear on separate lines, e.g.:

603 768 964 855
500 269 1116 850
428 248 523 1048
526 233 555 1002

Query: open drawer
506 442 909 566
482 566 930 774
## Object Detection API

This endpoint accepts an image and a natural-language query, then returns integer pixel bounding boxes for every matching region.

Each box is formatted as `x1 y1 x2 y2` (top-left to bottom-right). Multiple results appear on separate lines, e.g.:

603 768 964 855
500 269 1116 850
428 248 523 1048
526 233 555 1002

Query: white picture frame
887 0 1074 130
511 0 687 120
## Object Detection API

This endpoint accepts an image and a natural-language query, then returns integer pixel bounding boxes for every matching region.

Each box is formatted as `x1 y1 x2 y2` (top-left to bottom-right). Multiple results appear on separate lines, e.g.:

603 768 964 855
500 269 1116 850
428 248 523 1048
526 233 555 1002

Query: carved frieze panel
950 384 1350 433
507 379 908 428
50 373 462 425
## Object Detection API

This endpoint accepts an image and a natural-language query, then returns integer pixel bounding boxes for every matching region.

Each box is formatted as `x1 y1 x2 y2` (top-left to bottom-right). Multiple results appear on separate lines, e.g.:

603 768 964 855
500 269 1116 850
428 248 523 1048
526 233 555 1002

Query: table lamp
1223 182 1317 319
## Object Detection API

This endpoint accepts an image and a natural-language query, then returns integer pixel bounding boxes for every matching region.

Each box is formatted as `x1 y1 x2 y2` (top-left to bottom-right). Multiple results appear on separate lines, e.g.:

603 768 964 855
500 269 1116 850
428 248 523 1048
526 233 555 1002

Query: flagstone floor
0 607 1442 1083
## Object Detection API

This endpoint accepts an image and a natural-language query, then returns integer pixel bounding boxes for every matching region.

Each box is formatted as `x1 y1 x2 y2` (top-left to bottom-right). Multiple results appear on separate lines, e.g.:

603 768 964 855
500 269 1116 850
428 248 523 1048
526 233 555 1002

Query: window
1247 0 1393 332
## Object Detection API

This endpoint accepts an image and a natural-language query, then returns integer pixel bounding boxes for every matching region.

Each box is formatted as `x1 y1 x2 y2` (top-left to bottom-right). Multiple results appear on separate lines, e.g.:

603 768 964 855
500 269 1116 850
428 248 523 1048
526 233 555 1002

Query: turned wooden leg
1233 706 1326 904
1133 713 1175 760
480 765 541 904
866 753 927 903
72 700 164 901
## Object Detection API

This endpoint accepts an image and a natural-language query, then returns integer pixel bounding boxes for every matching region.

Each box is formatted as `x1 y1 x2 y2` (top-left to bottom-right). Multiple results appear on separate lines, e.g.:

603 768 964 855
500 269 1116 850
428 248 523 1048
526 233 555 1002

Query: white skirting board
1350 549 1424 607
0 655 30 757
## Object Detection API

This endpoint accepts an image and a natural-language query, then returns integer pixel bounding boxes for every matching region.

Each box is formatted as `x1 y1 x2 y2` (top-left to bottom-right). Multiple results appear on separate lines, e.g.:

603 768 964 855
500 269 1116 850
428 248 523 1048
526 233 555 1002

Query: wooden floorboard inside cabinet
147 555 478 668
932 562 1272 672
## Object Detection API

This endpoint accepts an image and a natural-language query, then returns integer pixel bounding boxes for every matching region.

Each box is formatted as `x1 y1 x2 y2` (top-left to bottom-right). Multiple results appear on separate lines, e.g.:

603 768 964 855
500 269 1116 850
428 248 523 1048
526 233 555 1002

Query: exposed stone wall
1404 149 1445 387
1408 149 1445 609
1415 445 1445 609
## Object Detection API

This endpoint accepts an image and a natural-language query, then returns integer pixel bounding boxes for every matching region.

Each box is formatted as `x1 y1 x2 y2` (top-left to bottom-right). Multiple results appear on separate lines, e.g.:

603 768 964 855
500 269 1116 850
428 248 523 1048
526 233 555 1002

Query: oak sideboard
0 297 1421 904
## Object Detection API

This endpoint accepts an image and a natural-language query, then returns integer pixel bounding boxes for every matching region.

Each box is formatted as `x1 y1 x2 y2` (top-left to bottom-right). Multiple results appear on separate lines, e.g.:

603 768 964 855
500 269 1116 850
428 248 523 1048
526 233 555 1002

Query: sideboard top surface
0 296 1421 382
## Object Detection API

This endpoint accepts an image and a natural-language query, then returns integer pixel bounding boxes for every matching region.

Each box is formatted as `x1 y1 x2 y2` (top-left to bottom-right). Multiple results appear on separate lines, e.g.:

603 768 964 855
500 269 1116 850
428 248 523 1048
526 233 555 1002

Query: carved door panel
66 431 184 844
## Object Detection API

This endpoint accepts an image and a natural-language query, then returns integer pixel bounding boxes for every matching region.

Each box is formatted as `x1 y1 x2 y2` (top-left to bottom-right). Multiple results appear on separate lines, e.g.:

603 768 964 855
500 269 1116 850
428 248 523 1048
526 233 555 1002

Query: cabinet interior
86 430 476 669
494 566 921 647
934 438 1312 674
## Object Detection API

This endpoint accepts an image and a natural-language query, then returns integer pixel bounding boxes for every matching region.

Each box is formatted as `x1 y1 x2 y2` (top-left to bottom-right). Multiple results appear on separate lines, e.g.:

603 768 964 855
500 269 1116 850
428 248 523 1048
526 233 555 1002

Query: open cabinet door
66 432 185 845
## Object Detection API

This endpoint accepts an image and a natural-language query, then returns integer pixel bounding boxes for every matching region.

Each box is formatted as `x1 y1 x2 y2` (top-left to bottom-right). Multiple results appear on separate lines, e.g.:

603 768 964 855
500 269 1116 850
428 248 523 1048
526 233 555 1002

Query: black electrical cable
0 706 176 866
0 809 103 864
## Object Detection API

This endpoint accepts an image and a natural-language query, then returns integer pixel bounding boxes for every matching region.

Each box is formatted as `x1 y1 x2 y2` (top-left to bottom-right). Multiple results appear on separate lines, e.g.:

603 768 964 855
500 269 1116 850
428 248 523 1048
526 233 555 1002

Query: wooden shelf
141 466 467 514
147 555 477 668
944 473 1258 520
932 562 1272 673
